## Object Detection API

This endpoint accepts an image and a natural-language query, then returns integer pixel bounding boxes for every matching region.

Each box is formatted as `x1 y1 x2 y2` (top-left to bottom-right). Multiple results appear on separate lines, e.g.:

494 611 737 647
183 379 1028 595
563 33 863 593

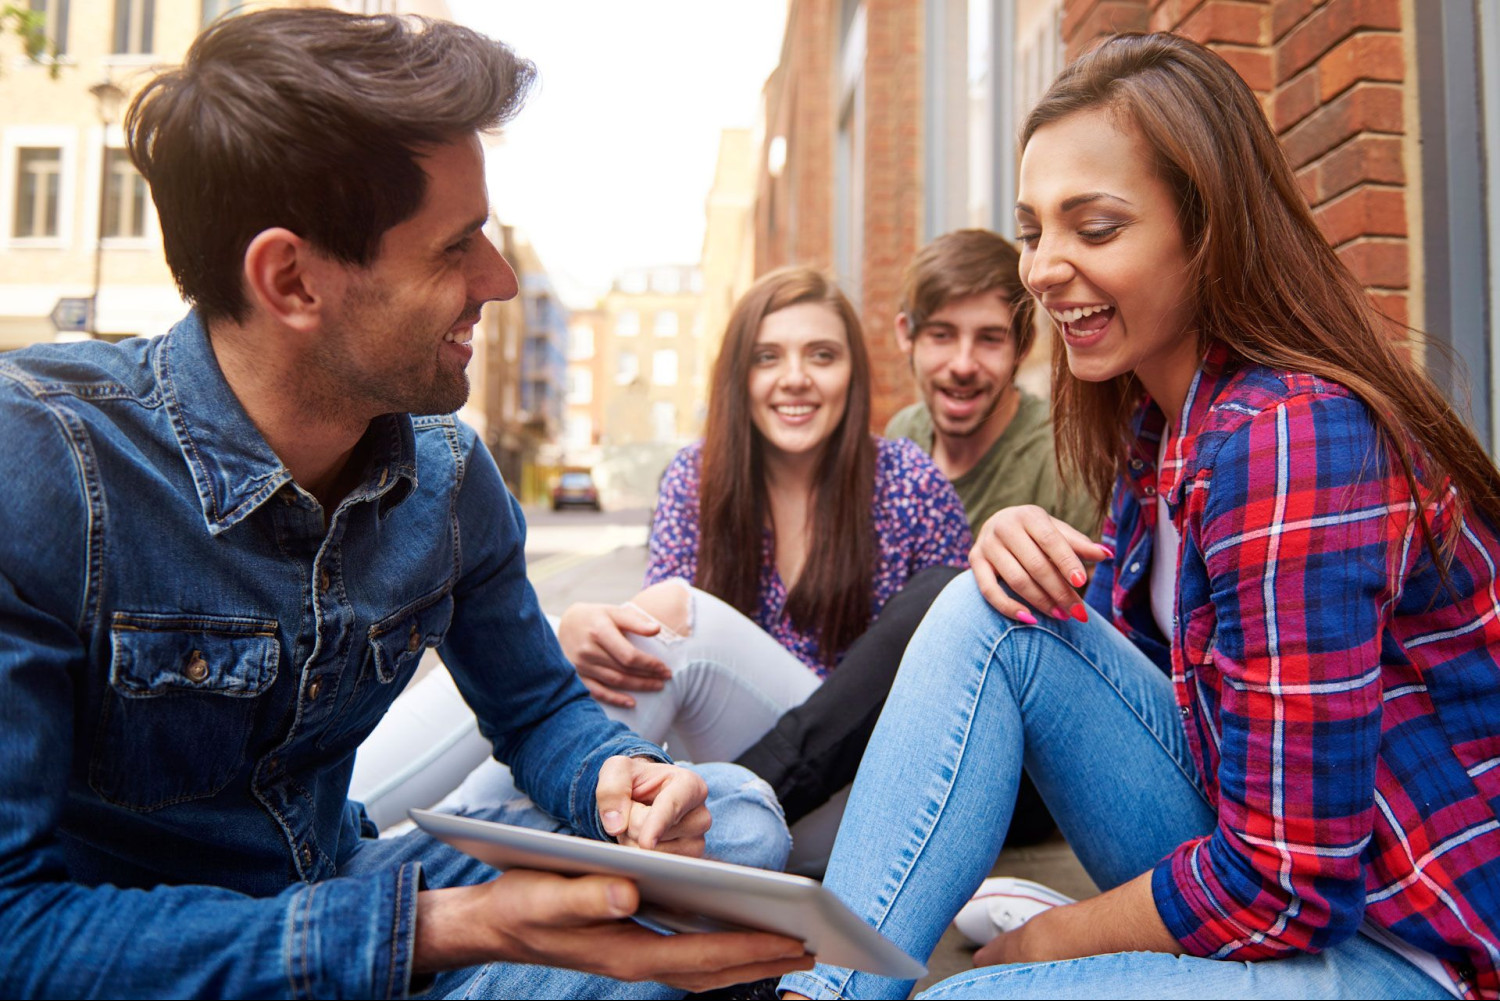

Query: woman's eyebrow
1060 192 1133 211
1015 192 1135 215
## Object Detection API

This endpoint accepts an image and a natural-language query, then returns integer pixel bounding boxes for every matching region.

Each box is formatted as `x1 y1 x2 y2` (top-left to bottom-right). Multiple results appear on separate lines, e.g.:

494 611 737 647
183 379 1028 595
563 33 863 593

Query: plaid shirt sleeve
1152 393 1398 958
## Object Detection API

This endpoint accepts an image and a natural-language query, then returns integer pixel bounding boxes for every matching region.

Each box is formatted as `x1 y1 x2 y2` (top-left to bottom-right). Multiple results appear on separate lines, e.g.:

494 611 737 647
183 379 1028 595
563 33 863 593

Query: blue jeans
779 574 1449 1000
346 762 789 999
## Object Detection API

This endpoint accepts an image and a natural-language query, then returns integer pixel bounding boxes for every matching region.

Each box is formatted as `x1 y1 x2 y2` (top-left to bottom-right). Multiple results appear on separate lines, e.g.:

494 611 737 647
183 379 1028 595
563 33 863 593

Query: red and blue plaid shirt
1085 344 1500 997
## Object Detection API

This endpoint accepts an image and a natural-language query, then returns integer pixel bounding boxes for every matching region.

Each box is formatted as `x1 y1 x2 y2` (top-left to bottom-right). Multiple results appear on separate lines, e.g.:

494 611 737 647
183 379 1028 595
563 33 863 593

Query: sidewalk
523 515 1099 993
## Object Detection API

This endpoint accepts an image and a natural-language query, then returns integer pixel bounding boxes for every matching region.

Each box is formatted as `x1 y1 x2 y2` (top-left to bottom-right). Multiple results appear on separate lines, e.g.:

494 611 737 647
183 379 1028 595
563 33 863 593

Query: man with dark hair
887 228 1097 538
0 8 806 998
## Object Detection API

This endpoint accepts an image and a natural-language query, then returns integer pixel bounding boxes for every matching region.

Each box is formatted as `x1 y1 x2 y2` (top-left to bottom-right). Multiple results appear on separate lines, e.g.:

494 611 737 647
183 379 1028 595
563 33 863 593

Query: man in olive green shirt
882 229 1097 848
886 229 1098 538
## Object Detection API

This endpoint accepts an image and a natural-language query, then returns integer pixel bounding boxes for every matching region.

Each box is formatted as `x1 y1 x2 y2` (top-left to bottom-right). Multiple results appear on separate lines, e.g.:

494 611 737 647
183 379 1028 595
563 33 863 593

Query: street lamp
88 78 125 338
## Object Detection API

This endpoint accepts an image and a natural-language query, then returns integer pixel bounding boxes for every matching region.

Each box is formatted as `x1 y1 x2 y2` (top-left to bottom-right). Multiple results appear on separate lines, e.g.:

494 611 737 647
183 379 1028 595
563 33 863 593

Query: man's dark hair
897 228 1036 357
127 7 535 323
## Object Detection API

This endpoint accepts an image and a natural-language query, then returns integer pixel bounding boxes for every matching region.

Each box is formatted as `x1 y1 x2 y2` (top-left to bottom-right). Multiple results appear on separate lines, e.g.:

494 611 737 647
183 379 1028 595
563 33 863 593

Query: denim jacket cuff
283 859 422 999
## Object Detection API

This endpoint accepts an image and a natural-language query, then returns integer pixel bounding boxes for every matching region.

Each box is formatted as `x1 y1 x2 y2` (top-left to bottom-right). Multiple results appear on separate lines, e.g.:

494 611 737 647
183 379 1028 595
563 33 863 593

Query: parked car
551 469 602 511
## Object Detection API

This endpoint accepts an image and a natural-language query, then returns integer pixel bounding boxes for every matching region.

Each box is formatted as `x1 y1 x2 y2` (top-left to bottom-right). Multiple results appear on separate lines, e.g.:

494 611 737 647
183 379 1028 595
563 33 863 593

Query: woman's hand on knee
970 506 1111 624
557 603 672 708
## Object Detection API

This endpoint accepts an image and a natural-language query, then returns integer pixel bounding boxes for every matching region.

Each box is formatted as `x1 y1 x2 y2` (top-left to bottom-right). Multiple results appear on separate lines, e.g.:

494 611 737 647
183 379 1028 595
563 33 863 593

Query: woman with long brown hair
781 32 1500 1001
556 266 971 868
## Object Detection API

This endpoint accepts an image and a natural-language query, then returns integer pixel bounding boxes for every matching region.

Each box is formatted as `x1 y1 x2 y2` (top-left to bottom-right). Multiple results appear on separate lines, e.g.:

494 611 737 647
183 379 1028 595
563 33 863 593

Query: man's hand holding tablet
412 757 813 989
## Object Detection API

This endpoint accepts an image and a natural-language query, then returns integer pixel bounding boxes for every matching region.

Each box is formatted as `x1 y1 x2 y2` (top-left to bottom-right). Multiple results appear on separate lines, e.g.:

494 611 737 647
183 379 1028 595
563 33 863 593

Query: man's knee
685 761 791 871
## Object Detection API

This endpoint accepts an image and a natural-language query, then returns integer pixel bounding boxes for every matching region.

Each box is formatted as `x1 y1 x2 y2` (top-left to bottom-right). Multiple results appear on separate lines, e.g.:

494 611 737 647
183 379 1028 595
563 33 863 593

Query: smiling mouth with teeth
774 404 817 416
1050 304 1115 336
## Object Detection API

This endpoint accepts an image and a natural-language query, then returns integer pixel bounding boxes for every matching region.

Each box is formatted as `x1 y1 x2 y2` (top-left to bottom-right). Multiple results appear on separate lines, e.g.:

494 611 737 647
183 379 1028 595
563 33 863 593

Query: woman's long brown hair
1023 32 1500 564
697 267 876 663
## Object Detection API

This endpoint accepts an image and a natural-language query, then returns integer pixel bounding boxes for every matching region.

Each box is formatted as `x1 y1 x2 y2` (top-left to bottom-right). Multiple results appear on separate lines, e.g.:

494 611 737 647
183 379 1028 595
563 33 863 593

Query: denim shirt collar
158 311 418 535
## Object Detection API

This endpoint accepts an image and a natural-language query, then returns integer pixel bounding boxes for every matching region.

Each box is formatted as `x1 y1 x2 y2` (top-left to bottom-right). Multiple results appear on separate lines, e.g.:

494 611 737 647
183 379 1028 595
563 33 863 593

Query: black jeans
733 565 1056 845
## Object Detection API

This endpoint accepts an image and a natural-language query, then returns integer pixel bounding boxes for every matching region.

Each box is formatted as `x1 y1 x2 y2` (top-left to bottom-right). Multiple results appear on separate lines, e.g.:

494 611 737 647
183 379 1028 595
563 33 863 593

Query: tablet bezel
410 808 926 979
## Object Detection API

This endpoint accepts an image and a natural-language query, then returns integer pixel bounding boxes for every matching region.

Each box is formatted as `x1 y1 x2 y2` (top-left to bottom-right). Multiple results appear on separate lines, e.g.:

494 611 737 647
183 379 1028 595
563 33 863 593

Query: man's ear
895 311 915 355
242 228 328 333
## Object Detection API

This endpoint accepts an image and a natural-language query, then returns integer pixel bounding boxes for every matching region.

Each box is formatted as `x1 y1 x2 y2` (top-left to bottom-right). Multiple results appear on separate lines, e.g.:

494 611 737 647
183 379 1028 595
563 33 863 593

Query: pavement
521 505 1100 995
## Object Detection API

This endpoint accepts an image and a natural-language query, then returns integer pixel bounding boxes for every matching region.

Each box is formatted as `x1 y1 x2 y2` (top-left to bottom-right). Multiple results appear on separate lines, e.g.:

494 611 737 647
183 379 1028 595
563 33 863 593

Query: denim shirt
0 312 663 998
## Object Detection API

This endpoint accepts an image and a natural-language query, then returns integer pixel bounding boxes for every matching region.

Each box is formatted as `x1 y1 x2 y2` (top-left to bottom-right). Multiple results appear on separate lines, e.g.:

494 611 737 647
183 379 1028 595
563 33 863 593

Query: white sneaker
952 876 1076 946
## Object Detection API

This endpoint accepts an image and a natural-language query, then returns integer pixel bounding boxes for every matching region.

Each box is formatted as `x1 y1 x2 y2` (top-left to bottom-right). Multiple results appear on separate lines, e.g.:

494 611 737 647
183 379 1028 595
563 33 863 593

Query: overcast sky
447 0 786 308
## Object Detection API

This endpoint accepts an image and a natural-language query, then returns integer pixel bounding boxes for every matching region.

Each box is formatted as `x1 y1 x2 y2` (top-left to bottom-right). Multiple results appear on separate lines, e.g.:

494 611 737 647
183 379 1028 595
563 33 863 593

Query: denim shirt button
377 468 389 488
1129 562 1142 574
1179 704 1191 718
299 844 313 868
185 652 209 683
406 624 421 653
306 677 322 700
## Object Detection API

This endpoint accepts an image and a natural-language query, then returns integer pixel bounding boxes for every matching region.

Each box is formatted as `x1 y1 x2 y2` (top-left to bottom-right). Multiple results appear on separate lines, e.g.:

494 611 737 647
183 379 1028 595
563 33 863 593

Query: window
835 3 866 306
653 310 678 337
652 401 677 442
616 351 639 384
568 323 594 359
651 268 681 294
619 271 648 294
615 309 640 337
566 367 592 404
13 147 61 238
102 149 148 238
29 0 70 57
112 0 154 55
652 350 678 386
565 414 593 449
201 0 235 27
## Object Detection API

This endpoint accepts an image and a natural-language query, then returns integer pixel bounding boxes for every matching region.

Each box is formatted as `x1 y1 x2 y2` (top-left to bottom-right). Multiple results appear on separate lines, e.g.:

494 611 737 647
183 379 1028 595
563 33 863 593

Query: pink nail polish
1098 545 1116 560
1069 570 1087 588
1015 609 1039 625
1050 608 1068 621
1071 603 1089 623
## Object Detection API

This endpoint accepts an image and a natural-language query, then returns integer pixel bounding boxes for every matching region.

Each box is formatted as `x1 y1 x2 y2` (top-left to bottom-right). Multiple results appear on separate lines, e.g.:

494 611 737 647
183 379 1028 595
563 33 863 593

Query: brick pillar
1269 0 1410 332
862 0 926 431
1064 0 1150 61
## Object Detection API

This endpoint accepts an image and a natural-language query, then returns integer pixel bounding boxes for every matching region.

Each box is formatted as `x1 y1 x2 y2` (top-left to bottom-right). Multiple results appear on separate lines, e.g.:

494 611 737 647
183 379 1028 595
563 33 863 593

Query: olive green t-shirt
884 391 1100 538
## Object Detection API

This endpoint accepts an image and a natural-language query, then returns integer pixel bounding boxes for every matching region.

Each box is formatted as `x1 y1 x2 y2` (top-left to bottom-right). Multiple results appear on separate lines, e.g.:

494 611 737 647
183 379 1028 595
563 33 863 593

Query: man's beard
307 286 473 421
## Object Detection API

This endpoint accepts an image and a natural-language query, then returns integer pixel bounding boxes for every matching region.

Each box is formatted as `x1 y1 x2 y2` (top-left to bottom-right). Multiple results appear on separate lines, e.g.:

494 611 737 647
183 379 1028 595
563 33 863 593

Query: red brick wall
1059 0 1413 332
1269 0 1410 331
756 0 836 276
863 0 926 430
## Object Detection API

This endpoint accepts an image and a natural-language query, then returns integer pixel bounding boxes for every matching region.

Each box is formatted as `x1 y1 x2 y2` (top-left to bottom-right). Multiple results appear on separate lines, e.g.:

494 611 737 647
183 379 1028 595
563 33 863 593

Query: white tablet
410 809 926 979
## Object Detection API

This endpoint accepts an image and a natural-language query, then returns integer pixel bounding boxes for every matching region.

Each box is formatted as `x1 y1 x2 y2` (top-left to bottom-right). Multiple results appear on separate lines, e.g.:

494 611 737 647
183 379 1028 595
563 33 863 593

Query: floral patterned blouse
645 437 972 675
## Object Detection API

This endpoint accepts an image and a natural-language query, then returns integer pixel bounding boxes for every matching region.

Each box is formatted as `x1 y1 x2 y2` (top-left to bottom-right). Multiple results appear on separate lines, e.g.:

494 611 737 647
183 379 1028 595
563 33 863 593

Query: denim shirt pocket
318 588 455 753
90 612 279 812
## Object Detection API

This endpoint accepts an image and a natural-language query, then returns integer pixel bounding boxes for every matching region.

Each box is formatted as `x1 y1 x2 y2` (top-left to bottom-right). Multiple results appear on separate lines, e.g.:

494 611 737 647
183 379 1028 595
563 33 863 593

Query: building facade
592 264 707 449
0 0 577 500
754 0 1500 449
0 0 453 348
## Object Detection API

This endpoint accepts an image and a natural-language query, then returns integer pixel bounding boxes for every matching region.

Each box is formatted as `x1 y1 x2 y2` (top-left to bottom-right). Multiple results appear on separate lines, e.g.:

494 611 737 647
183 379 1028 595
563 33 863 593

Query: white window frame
30 0 71 57
90 124 157 250
652 349 678 386
111 0 154 56
2 125 76 250
653 309 678 337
